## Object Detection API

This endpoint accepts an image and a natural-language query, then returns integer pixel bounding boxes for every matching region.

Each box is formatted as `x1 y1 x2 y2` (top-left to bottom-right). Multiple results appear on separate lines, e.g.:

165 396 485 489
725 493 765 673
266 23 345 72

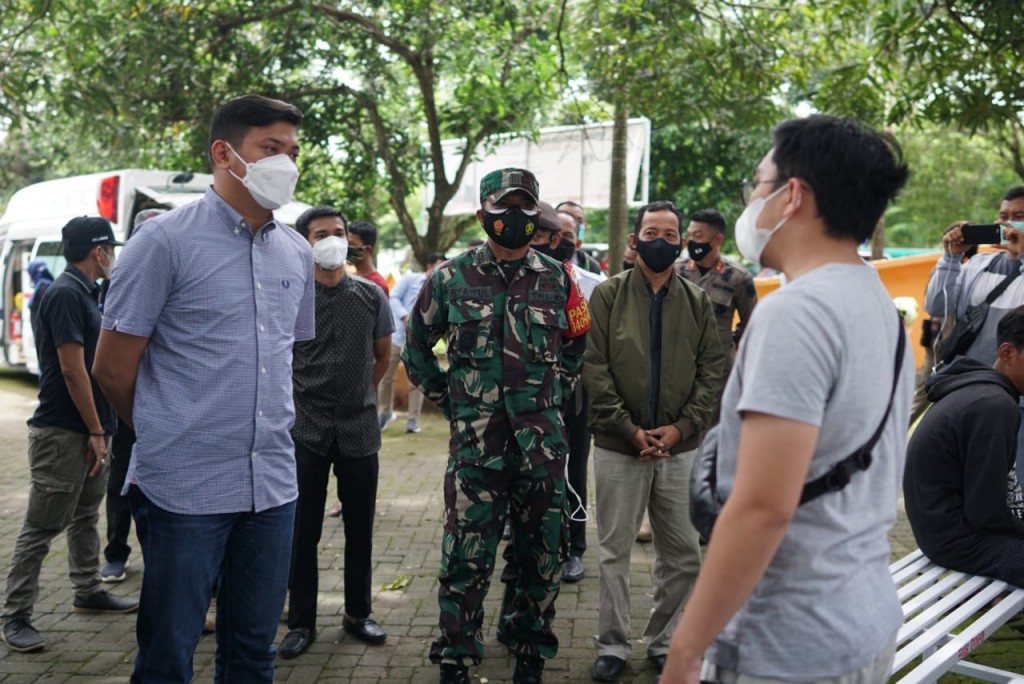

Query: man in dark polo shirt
1 217 138 654
279 206 393 659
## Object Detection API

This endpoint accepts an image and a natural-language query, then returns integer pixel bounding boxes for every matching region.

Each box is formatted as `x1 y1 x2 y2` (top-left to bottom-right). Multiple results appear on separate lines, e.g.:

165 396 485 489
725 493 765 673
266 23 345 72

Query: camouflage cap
479 168 540 204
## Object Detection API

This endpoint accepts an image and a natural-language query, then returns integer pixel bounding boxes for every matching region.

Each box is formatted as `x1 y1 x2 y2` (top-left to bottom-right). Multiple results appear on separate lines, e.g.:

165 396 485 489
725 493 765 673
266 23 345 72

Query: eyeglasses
739 178 786 204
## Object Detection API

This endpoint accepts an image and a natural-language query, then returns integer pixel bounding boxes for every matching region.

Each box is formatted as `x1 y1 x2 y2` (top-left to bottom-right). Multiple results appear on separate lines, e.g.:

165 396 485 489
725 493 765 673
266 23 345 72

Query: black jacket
904 357 1024 571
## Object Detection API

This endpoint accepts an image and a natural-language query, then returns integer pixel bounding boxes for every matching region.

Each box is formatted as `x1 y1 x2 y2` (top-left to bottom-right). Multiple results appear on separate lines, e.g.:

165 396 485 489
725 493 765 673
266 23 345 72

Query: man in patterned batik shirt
278 206 393 659
404 168 590 684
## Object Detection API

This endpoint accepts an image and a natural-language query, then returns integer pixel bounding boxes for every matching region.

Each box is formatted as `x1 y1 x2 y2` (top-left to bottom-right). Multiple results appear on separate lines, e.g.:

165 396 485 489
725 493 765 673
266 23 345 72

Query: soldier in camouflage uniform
676 208 758 373
403 168 589 684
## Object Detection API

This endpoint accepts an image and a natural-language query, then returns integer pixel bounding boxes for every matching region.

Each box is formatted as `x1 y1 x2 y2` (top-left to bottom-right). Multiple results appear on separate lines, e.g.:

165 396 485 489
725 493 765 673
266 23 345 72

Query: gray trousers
378 344 423 419
702 637 897 683
2 426 108 622
593 446 702 659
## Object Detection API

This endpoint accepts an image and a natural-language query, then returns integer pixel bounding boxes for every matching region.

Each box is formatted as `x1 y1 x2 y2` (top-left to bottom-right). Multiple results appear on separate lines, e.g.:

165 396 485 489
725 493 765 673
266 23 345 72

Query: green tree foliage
876 2 1024 179
885 126 1020 247
4 0 1023 257
566 1 789 270
1 0 562 263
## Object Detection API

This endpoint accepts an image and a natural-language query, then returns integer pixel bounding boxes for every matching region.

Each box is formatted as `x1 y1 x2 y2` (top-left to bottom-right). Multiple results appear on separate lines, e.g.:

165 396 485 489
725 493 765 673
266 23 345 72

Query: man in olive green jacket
584 200 724 683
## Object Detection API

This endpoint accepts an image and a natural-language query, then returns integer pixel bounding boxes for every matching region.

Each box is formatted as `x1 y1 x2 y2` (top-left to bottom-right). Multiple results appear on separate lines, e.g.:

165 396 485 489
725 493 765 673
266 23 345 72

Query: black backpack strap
982 268 1020 306
799 310 906 505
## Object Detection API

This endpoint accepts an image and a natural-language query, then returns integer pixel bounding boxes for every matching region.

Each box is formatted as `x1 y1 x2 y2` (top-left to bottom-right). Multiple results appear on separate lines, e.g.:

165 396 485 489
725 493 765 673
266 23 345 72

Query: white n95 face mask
735 184 789 267
312 236 348 271
227 144 299 210
99 248 116 279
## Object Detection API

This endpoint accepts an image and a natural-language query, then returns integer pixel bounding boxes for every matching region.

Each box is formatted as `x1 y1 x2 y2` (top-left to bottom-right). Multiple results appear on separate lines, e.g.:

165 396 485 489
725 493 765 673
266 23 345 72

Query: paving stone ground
0 372 977 683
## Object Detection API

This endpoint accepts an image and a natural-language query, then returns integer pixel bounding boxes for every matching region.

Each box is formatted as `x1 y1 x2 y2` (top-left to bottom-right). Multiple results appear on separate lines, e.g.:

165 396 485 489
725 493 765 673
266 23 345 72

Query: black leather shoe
72 590 138 614
278 627 315 659
2 618 45 653
439 662 470 684
649 654 667 673
591 655 626 682
563 555 585 583
514 655 544 684
343 616 387 645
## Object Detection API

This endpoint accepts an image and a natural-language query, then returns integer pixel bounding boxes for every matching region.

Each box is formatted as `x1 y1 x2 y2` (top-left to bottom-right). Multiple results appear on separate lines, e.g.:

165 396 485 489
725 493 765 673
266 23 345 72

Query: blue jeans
128 486 295 684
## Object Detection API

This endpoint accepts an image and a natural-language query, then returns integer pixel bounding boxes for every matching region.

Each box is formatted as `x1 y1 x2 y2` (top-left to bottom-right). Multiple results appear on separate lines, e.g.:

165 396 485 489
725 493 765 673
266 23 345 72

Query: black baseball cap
61 216 123 248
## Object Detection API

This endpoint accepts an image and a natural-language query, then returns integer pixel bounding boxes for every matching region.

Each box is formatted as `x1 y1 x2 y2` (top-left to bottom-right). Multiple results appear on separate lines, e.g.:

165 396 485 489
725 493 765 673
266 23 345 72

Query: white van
0 169 310 373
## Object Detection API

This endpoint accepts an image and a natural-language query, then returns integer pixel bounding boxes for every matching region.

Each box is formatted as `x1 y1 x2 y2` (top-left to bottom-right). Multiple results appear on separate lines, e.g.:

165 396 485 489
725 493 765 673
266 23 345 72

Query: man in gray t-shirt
663 116 913 683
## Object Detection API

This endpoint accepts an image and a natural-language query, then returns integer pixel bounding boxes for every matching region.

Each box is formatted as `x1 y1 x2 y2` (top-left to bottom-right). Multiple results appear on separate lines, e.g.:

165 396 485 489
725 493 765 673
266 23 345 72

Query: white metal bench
891 549 1024 683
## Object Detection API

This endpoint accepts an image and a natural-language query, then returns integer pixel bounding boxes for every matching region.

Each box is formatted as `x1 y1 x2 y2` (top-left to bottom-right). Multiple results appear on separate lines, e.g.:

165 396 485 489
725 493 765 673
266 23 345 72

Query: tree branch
214 1 303 33
312 4 418 63
942 2 990 47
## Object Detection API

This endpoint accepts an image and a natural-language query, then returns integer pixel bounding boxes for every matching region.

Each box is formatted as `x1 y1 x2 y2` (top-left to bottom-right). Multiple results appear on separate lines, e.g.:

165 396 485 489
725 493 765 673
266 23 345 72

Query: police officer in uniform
676 208 757 375
403 168 589 684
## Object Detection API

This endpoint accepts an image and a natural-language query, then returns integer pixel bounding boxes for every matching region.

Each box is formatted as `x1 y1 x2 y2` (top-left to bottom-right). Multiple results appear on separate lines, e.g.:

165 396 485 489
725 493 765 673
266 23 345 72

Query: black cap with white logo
61 216 123 248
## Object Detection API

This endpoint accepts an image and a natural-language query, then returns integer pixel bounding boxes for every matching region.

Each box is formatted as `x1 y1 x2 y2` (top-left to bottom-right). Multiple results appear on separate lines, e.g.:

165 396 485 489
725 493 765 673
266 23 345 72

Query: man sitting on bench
904 304 1024 586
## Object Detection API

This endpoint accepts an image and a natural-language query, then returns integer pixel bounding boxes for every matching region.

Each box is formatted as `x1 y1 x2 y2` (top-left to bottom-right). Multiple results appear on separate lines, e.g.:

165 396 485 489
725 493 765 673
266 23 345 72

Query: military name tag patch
449 286 492 300
538 278 558 291
529 290 563 304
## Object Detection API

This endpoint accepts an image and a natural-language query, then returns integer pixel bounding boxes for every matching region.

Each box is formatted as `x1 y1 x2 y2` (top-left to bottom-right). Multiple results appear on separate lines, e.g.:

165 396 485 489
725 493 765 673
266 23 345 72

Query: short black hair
770 115 909 243
208 94 303 159
1003 186 1024 203
348 219 379 248
295 206 348 239
62 241 96 264
690 208 726 235
633 200 684 235
427 252 447 265
997 306 1024 350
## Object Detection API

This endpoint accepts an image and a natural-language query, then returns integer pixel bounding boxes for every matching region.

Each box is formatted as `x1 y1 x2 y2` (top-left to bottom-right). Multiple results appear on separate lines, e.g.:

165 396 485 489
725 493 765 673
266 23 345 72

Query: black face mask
346 245 365 265
482 207 537 250
635 237 682 273
686 239 713 262
535 239 575 263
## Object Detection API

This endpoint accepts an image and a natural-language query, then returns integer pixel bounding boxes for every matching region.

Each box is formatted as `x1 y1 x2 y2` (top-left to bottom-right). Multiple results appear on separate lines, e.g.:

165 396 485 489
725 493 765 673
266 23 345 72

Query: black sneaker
514 655 544 684
439 662 469 684
72 590 138 614
2 618 45 653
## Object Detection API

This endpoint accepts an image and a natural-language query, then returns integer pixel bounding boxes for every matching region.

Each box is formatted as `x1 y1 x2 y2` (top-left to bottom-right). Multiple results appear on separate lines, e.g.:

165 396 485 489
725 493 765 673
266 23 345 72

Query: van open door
1 240 33 371
21 239 66 375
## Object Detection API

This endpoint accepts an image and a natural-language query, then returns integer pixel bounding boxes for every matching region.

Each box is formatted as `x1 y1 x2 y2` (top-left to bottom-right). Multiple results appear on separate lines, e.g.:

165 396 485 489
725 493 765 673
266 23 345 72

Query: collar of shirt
684 256 726 274
203 186 280 241
314 276 353 296
473 243 549 274
644 279 670 299
630 265 677 299
62 265 99 298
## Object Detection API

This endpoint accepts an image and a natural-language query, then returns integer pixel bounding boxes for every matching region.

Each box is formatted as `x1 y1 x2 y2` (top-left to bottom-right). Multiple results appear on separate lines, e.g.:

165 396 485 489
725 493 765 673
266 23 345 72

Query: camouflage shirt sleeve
401 268 450 418
733 270 759 344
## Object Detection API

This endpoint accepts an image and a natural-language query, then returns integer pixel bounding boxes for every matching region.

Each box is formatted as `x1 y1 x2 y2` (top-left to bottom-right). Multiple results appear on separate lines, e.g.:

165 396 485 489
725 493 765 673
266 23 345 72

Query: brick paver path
0 376 922 683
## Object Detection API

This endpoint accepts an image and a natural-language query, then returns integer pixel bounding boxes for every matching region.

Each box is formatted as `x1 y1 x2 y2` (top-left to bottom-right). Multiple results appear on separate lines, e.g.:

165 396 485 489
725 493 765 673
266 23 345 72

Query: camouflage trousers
430 449 567 665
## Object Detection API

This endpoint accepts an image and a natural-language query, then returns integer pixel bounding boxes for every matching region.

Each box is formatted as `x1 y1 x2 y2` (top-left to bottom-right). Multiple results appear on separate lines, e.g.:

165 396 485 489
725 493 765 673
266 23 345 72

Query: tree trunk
606 99 630 276
871 215 885 261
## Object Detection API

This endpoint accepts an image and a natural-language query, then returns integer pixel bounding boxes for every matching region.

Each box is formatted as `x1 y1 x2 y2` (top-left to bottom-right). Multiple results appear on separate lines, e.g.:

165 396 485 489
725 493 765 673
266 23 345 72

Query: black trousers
565 386 590 557
288 441 378 630
104 422 135 564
